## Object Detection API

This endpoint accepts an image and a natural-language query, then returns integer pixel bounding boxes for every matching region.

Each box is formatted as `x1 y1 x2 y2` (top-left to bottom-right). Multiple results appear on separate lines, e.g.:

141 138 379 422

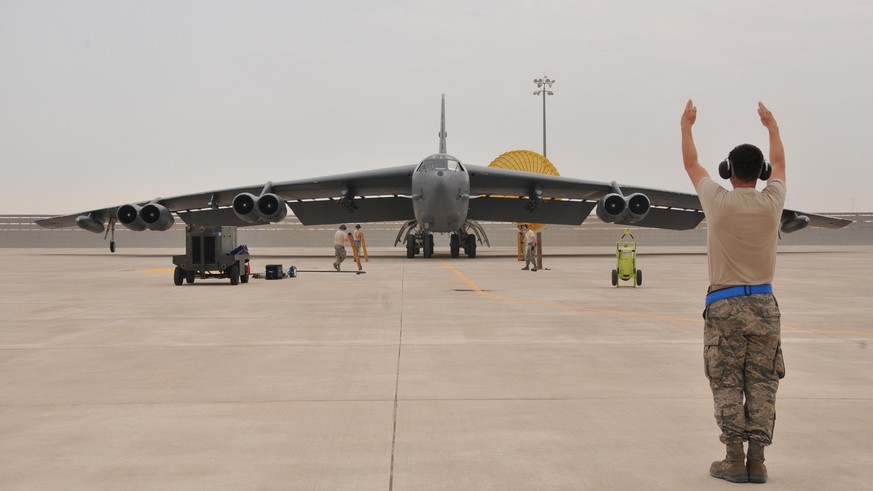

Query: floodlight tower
533 75 555 157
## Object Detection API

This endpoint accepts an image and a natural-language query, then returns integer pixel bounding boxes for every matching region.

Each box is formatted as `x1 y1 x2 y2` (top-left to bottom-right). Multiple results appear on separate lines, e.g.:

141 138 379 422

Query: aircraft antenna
439 94 447 154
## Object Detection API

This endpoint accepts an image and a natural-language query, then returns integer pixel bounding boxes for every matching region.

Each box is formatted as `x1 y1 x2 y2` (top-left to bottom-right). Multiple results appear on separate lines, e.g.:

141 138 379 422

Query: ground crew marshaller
333 224 349 271
520 224 537 272
681 100 786 484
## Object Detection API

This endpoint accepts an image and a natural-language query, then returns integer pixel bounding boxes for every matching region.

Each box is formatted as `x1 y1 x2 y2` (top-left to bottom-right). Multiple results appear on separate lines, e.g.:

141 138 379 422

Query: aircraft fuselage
411 153 469 233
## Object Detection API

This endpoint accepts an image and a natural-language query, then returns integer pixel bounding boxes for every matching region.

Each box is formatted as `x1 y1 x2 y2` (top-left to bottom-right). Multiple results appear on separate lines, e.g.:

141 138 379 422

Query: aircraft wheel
423 234 433 258
229 264 240 285
174 267 184 286
110 241 116 253
466 234 477 258
450 234 460 258
636 270 642 286
406 235 416 258
611 269 618 286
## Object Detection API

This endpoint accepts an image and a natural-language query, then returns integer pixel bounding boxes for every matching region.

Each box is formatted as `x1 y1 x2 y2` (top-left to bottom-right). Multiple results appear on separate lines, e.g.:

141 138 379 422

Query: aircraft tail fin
439 94 447 154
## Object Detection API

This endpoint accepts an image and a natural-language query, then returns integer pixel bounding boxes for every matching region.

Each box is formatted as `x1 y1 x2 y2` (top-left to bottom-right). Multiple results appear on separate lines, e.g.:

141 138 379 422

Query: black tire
229 264 240 285
611 269 618 286
423 234 433 258
110 241 116 253
406 235 416 258
636 270 642 286
240 272 249 284
466 234 477 258
450 234 460 258
186 271 195 284
173 266 183 286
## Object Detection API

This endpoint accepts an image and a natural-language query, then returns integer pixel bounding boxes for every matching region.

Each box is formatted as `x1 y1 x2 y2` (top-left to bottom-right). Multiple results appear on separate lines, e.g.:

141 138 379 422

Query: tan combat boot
747 442 768 483
710 443 749 483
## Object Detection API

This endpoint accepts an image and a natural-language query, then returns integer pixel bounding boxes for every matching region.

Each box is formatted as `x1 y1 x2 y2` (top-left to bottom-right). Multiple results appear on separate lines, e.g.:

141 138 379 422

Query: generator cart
612 228 642 288
172 226 250 285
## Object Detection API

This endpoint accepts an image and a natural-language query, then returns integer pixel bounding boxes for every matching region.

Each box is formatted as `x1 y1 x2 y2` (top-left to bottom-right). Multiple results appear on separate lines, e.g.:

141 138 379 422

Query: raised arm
681 99 709 190
758 102 785 184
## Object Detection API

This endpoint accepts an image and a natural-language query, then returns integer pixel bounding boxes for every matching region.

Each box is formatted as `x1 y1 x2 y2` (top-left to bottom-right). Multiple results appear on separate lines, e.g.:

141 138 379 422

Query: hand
681 99 697 130
758 101 778 131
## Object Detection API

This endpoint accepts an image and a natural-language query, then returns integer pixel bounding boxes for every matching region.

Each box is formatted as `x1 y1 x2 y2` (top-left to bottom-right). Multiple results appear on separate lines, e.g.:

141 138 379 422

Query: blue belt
705 284 773 306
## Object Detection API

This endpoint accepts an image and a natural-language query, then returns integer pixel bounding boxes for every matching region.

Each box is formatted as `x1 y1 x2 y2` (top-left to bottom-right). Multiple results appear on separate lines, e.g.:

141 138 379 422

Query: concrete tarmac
1 246 872 490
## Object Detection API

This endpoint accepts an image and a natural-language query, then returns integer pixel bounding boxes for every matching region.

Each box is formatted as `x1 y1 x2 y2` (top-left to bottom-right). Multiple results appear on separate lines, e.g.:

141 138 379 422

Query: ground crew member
333 224 349 271
681 99 786 484
353 224 363 255
520 224 537 271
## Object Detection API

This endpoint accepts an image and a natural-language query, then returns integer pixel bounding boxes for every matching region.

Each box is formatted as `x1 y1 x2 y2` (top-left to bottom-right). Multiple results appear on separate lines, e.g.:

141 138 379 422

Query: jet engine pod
596 193 627 223
140 203 175 231
623 193 651 224
232 193 261 223
75 215 105 234
117 204 147 231
256 193 288 222
781 210 810 234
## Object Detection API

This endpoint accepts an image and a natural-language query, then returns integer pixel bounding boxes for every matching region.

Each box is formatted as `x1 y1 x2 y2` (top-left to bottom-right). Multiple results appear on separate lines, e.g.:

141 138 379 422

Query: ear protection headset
718 157 772 181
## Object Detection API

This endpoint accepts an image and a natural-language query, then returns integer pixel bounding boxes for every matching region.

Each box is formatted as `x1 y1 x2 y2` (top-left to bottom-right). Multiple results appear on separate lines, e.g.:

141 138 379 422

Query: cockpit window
417 155 464 172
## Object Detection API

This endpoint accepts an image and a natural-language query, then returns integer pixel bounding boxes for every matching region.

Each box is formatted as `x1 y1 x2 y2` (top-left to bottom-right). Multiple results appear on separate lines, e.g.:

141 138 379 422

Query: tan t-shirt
697 177 786 289
334 230 347 247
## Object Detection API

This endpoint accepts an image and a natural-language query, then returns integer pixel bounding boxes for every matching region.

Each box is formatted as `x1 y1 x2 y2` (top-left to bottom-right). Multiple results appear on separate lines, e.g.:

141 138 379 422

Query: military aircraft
36 95 851 257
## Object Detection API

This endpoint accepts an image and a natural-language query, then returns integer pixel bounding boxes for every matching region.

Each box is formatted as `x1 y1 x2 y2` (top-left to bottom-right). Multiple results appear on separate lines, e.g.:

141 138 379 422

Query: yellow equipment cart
612 228 642 287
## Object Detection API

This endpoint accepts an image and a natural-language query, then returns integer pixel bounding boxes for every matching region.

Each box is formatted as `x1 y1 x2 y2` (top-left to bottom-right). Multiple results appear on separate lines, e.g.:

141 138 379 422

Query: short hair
339 224 347 230
728 144 765 181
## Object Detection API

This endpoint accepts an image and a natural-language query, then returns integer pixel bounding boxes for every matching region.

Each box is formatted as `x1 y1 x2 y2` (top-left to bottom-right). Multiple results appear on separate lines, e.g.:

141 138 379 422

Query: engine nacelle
140 203 175 231
75 215 105 234
596 190 651 225
623 193 651 224
256 193 288 222
232 193 261 224
117 204 147 231
780 211 810 234
232 192 287 223
596 193 627 223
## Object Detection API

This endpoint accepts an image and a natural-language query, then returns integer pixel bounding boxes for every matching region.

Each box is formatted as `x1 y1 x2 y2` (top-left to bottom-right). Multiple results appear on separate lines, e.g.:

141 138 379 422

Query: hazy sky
2 0 871 215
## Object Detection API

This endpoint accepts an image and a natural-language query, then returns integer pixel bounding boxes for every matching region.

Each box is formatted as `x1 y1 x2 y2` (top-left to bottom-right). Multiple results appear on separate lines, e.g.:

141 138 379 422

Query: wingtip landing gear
104 217 117 253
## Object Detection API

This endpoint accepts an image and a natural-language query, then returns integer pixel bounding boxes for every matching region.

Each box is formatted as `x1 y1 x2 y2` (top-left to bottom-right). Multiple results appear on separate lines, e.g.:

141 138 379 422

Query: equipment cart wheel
240 272 249 284
611 269 618 286
174 266 184 286
636 270 642 286
228 264 240 285
186 271 195 284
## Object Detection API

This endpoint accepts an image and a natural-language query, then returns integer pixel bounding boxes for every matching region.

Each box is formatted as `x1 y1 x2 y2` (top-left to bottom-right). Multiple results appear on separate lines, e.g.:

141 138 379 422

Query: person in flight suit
681 99 787 484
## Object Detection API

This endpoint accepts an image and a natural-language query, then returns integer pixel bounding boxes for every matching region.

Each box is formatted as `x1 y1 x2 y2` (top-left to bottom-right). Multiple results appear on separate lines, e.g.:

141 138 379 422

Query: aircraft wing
36 165 418 229
465 165 853 231
466 164 705 230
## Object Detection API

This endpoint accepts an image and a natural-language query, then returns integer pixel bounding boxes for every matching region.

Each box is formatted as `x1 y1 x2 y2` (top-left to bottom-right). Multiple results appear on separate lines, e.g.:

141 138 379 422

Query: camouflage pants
703 294 785 446
524 244 536 267
334 245 346 265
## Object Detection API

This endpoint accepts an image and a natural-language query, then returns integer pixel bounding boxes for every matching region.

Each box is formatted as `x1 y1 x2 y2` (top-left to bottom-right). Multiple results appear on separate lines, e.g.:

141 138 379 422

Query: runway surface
1 246 871 490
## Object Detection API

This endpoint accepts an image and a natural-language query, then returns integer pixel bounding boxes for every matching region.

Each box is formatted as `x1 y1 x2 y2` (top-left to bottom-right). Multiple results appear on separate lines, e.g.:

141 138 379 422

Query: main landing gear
395 219 490 259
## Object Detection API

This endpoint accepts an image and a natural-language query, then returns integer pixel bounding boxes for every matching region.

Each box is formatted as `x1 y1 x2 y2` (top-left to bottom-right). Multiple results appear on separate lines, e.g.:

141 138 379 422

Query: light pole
533 75 555 157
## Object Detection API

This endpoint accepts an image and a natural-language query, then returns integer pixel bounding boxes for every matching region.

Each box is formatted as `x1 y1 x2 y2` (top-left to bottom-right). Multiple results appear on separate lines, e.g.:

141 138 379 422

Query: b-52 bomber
37 95 851 258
